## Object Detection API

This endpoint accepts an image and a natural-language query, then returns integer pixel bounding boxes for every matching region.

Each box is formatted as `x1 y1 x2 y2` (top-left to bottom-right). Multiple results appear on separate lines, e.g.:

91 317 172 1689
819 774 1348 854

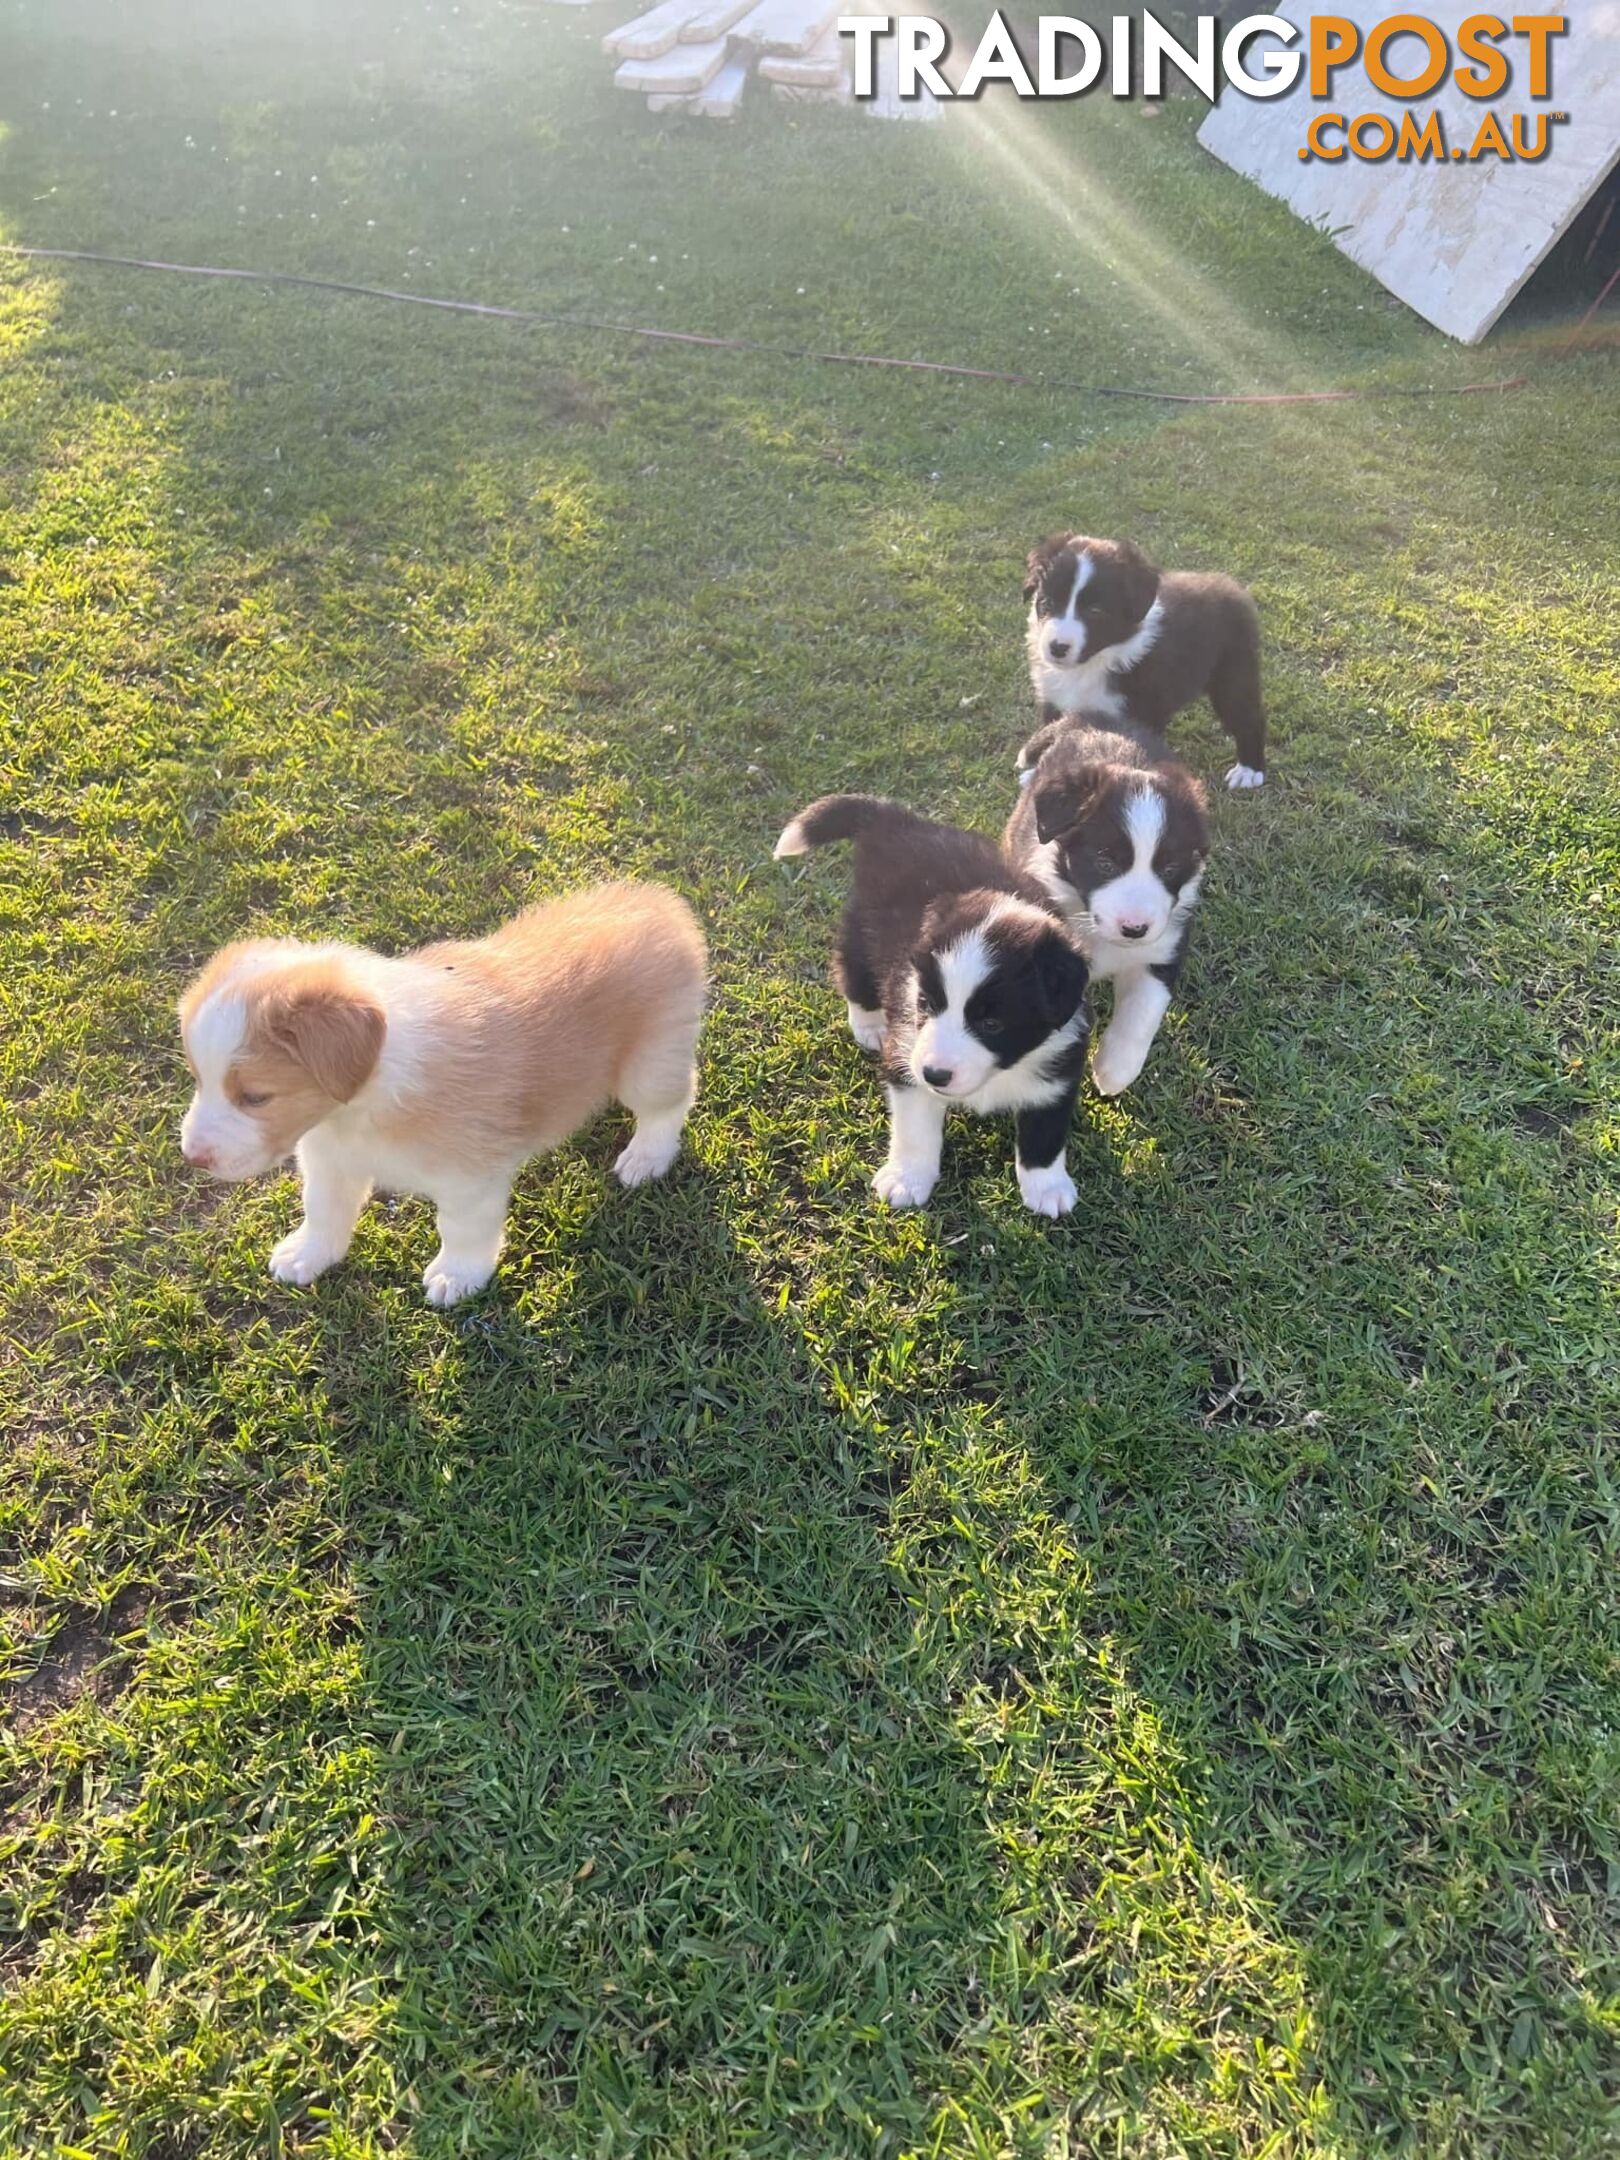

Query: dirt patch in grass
3 1588 148 1739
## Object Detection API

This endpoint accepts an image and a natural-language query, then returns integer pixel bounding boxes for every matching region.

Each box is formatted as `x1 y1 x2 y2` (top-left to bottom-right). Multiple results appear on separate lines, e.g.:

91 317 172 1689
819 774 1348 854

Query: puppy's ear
1032 762 1105 844
265 981 385 1101
1023 535 1069 602
1115 537 1162 620
1034 930 1088 1026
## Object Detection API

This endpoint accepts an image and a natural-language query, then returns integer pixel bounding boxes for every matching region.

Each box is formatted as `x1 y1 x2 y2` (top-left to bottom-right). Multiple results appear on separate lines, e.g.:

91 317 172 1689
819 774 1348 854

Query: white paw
1017 1161 1077 1218
872 1161 938 1210
269 1227 344 1286
422 1251 496 1307
847 1003 885 1054
613 1131 681 1188
1226 763 1265 790
1092 1036 1148 1097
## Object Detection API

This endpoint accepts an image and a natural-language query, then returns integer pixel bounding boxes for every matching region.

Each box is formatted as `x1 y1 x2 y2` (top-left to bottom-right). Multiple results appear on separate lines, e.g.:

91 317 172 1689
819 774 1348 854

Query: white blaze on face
909 926 1003 1100
179 992 271 1180
1087 786 1177 945
1041 551 1094 665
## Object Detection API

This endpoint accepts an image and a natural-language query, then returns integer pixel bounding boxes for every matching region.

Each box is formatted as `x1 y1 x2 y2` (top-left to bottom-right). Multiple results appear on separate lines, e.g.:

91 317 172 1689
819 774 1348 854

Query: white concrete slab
1198 5 1620 342
614 34 729 90
730 0 839 58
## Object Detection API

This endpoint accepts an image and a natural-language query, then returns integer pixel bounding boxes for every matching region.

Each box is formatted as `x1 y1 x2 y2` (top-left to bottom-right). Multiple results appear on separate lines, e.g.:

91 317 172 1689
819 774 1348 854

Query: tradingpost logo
838 12 1571 163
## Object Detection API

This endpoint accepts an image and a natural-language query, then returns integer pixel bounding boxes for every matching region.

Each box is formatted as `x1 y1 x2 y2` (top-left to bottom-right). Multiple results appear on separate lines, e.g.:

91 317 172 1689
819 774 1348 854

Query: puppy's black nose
1119 922 1150 941
921 1065 953 1089
1048 640 1071 660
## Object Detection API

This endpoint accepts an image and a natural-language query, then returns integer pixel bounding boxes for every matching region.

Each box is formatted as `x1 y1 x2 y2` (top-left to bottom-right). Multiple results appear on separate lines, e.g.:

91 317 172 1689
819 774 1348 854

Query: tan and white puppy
178 884 706 1306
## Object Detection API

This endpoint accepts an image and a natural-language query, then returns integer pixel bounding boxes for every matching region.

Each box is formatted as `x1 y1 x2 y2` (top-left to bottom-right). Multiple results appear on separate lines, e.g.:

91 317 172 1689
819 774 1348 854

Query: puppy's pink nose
183 1138 217 1169
1118 921 1151 941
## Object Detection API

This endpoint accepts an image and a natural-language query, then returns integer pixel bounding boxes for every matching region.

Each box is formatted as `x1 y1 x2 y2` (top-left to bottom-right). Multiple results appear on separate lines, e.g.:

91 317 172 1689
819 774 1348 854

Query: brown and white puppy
1004 725 1208 1096
775 794 1089 1217
1024 533 1266 789
178 885 706 1306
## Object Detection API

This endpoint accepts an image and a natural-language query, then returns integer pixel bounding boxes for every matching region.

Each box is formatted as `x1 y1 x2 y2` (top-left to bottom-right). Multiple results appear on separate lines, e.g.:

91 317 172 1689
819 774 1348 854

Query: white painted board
614 34 729 90
1198 5 1620 342
730 0 839 58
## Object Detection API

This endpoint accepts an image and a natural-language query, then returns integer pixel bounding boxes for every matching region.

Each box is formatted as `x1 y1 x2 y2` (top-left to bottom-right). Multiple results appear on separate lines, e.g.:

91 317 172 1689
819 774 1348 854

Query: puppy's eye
237 1089 272 1109
1094 853 1122 877
977 1015 1004 1039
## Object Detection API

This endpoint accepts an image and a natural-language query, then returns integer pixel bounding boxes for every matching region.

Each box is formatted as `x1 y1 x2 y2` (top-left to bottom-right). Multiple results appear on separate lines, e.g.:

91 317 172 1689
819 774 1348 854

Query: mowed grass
2 2 1618 2153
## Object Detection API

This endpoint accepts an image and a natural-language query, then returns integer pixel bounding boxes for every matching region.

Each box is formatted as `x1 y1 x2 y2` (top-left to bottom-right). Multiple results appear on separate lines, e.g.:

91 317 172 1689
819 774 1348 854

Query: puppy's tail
774 794 903 859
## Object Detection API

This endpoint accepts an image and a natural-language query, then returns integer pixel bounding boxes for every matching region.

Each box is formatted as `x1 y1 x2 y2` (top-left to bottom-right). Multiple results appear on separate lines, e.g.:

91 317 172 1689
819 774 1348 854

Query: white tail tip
773 819 809 859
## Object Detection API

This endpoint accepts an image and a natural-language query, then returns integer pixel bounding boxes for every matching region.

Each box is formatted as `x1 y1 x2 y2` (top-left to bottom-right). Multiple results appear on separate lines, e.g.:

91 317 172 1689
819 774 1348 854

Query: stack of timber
600 0 896 117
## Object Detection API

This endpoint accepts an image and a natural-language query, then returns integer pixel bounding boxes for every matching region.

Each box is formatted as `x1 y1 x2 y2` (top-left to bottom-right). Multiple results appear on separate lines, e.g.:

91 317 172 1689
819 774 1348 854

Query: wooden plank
1197 4 1620 343
770 78 850 102
730 0 839 58
648 55 748 112
602 0 704 61
692 54 750 114
678 0 755 43
759 24 842 86
614 35 730 90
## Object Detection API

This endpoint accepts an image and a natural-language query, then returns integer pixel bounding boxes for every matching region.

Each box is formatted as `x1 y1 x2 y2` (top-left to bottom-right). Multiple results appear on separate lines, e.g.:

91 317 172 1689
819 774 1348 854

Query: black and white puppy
774 794 1089 1216
1024 533 1266 790
1004 726 1208 1097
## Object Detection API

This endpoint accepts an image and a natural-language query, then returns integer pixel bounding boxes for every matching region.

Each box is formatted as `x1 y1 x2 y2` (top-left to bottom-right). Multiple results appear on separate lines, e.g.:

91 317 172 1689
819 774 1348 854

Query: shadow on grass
805 1010 1620 2155
304 1146 1329 2154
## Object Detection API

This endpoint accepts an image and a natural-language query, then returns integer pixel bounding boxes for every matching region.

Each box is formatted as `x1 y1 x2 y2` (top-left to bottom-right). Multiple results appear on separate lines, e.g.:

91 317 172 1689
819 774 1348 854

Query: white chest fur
1027 597 1165 718
1031 647 1129 722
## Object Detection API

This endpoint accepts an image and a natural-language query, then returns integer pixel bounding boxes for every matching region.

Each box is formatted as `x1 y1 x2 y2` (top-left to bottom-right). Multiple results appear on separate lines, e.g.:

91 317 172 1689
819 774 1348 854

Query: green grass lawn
2 3 1618 2153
